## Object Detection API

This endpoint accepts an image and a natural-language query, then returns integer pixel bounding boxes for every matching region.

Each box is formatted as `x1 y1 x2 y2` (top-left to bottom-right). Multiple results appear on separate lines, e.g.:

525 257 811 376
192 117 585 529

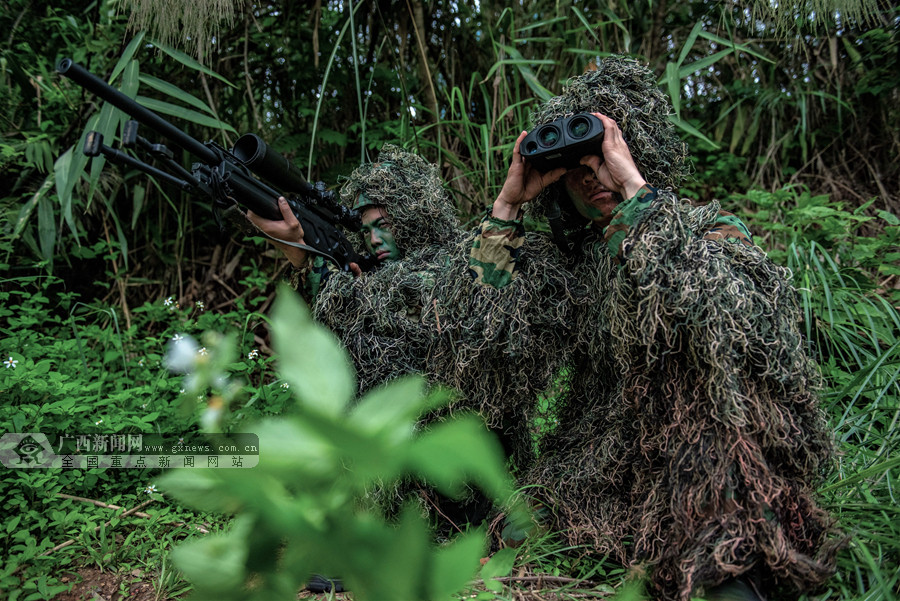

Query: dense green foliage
1 0 898 599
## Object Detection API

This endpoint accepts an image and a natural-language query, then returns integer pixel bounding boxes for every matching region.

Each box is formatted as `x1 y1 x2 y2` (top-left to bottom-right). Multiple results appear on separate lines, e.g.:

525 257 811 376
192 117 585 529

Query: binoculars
521 113 604 172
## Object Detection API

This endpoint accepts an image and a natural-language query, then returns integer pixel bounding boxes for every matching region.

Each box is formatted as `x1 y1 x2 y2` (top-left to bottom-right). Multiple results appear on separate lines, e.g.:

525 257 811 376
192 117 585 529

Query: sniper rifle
56 57 375 272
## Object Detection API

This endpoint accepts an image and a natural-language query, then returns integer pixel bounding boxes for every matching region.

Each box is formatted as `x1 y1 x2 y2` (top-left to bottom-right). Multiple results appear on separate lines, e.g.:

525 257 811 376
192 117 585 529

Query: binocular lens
538 126 560 147
569 117 590 138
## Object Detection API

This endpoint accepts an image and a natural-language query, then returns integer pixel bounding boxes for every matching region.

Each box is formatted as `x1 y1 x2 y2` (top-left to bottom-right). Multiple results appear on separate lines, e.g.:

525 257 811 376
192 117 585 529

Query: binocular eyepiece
521 113 604 172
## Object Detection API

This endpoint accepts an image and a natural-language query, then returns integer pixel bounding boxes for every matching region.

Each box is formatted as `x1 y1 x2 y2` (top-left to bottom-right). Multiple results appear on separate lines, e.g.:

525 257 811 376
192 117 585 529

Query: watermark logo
0 433 56 468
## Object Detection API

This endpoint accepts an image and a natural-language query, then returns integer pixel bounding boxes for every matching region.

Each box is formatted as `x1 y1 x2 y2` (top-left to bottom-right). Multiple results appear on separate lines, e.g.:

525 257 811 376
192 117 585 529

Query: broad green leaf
110 32 147 82
37 195 55 264
664 62 680 116
271 285 355 416
134 96 237 133
570 7 601 44
677 22 705 67
678 49 733 80
138 74 218 115
493 44 554 101
698 30 773 63
876 210 899 226
14 170 54 238
159 469 240 513
668 114 719 149
131 183 146 229
253 418 338 477
408 415 511 503
480 547 516 592
150 40 237 87
343 507 432 601
349 375 438 440
430 529 487 600
171 516 251 593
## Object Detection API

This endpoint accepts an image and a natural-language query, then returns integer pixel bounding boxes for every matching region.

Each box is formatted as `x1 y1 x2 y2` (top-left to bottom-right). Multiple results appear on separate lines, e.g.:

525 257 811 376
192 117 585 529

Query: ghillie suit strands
523 57 840 600
311 145 577 469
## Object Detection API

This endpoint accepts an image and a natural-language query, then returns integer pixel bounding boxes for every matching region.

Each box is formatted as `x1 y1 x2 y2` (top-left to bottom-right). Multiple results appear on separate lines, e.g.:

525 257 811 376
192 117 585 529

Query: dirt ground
51 567 353 600
53 568 157 601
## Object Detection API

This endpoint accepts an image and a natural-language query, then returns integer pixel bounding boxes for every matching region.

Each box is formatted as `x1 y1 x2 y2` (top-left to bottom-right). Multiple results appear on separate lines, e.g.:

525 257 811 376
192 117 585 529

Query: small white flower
164 334 199 373
95 418 103 425
198 347 208 356
141 403 147 409
196 301 205 311
145 485 158 495
163 296 174 307
179 388 185 394
178 437 185 444
3 357 17 369
248 349 259 360
138 358 145 366
172 334 184 342
281 382 290 389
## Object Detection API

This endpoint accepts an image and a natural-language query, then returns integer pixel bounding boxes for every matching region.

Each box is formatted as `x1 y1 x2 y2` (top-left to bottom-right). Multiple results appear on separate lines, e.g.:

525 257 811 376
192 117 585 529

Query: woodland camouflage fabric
513 56 840 601
302 144 578 468
469 185 753 283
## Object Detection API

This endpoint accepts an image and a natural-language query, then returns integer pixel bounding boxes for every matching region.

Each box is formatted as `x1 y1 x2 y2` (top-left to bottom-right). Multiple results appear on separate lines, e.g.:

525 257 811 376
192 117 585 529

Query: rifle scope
232 134 313 196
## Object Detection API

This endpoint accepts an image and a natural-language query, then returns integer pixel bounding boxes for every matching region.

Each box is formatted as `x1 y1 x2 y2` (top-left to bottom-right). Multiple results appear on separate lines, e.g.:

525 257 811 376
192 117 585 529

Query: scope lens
538 126 560 147
569 117 590 138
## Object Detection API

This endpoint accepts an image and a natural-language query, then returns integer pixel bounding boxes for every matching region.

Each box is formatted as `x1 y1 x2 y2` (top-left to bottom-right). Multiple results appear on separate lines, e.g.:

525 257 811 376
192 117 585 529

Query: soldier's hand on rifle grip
247 197 308 268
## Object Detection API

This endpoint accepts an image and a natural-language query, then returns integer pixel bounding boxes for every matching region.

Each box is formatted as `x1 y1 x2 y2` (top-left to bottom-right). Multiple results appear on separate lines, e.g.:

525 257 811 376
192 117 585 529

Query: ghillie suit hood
526 55 690 242
313 145 578 468
527 192 841 600
339 144 459 252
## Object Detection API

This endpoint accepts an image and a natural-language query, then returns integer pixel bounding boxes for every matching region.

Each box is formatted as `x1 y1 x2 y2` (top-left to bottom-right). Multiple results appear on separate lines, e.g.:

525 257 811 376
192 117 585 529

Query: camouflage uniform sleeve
604 185 754 263
468 212 526 289
287 255 338 305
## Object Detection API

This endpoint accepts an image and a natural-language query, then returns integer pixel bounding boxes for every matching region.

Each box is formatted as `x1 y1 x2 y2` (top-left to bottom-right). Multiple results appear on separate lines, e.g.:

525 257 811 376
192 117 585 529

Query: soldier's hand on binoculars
581 113 647 200
493 130 567 221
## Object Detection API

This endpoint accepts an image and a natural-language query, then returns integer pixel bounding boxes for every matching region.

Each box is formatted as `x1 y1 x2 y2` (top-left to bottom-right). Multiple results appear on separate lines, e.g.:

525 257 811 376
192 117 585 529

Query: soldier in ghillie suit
470 56 840 600
248 144 577 471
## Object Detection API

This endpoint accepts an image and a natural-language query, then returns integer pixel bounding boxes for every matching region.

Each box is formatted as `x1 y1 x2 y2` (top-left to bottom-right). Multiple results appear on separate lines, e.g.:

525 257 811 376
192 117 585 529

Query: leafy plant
160 285 526 600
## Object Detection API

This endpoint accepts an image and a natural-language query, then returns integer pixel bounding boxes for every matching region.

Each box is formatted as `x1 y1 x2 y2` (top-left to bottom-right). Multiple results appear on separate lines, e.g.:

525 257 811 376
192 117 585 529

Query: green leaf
37 195 55 264
134 97 237 133
110 32 147 83
876 210 899 226
677 22 704 67
430 529 487 600
159 469 240 513
150 40 237 87
349 375 430 439
668 114 719 149
664 62 680 116
678 49 733 80
15 170 54 238
253 418 338 478
480 547 516 592
408 415 511 503
171 516 251 593
271 285 355 417
138 74 219 115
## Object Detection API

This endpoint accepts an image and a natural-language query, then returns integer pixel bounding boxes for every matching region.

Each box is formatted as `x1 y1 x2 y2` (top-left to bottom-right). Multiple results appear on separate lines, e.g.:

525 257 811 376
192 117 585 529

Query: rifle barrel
56 58 219 165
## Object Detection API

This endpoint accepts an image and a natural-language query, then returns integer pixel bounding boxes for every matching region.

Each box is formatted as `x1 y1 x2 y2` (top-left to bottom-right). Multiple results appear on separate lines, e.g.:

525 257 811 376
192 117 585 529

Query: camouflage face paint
360 206 401 262
562 166 622 228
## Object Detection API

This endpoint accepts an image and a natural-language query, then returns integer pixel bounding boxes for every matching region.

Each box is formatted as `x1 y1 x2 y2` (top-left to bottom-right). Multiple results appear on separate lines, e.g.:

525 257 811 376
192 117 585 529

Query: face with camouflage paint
562 165 623 228
360 206 401 262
